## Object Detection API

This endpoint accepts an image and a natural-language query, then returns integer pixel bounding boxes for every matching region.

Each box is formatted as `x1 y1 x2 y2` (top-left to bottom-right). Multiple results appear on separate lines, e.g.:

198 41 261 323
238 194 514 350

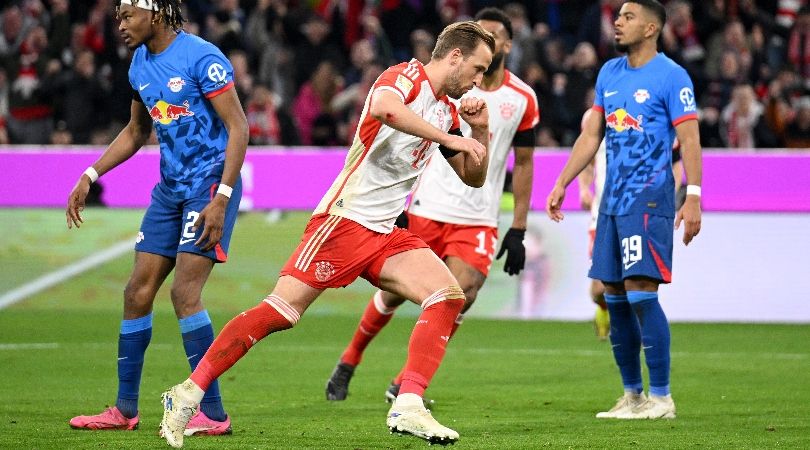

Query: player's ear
503 38 512 55
449 48 463 66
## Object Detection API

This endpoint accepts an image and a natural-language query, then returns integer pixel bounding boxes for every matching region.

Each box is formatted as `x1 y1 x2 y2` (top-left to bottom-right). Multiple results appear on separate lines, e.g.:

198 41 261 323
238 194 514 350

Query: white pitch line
2 342 806 360
0 239 133 310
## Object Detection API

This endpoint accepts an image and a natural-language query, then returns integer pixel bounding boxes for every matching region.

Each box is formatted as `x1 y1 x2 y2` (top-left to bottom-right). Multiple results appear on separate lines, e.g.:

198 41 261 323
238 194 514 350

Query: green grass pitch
0 209 808 449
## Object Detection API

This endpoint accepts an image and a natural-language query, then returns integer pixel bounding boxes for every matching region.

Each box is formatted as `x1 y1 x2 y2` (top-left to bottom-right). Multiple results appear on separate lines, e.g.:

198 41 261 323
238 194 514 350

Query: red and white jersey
408 70 539 227
314 59 460 233
589 138 607 231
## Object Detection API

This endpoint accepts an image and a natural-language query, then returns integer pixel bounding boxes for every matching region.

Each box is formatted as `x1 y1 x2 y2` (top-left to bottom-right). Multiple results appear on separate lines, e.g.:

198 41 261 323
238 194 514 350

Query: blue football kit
589 53 697 283
129 31 241 262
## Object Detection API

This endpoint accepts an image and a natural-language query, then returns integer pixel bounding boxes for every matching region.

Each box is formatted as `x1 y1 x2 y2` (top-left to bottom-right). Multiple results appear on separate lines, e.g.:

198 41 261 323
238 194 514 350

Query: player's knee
123 281 155 312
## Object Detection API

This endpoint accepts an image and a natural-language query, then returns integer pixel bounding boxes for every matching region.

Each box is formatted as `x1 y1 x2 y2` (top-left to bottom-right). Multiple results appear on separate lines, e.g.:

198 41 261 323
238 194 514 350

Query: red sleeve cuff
204 81 235 99
592 105 604 113
672 113 698 126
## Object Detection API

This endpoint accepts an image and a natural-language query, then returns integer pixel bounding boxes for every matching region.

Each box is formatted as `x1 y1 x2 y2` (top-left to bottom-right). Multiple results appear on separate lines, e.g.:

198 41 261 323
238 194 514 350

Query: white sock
179 379 205 404
395 393 424 409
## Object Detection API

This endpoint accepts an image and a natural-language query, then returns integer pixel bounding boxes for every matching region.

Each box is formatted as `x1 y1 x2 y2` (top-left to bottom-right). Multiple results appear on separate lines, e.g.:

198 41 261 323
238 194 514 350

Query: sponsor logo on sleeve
680 87 696 112
395 74 414 97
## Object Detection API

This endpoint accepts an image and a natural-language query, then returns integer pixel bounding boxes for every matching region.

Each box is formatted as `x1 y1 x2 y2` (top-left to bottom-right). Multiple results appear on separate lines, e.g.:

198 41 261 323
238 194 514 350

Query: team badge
500 102 517 119
167 77 185 93
314 261 336 282
634 89 650 104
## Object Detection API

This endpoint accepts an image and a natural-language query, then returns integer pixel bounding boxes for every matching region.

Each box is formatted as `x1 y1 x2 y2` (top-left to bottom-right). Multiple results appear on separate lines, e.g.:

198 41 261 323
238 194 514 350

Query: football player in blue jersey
546 0 702 420
65 0 247 435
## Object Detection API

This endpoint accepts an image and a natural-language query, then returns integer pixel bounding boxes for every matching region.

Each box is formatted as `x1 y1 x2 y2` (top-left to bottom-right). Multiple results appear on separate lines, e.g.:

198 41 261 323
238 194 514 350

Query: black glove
395 211 409 229
496 228 526 276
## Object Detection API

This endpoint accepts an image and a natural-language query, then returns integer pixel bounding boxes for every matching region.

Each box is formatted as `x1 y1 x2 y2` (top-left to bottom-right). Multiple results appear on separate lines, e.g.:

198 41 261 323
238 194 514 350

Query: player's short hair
627 0 667 30
431 21 496 61
116 0 185 31
474 7 513 39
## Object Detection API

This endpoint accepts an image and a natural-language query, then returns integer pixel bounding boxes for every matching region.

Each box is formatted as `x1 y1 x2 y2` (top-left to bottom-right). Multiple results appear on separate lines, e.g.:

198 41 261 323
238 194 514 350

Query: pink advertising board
3 147 809 212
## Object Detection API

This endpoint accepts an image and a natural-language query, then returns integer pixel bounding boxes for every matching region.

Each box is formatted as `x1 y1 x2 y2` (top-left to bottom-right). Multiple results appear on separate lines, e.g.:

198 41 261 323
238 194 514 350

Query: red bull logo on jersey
605 108 643 133
148 100 195 125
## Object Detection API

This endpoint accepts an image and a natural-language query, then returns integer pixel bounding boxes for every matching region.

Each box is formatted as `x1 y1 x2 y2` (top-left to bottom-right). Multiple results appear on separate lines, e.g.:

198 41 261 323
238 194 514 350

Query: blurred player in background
578 111 684 341
65 0 247 436
325 7 539 405
547 0 701 420
158 21 495 447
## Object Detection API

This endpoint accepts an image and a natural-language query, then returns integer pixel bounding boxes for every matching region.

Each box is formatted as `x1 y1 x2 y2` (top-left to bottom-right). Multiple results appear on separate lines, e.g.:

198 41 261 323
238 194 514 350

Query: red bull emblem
605 108 643 132
148 100 195 125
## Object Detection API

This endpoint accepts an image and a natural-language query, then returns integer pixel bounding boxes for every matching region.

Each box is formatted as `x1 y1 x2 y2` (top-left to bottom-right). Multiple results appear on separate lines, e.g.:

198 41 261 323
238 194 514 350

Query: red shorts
280 214 429 289
407 213 498 276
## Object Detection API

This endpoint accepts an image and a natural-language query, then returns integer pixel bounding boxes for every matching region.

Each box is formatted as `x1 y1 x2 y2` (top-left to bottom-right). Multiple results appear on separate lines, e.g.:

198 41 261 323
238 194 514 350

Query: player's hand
194 195 228 251
496 228 526 276
66 177 92 229
579 188 593 210
546 183 566 222
458 97 488 129
394 211 409 229
442 133 486 166
675 195 701 245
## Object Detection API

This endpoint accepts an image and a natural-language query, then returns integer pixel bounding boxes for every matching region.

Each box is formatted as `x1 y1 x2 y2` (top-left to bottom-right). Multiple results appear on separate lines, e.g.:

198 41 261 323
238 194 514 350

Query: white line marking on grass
2 342 807 361
0 240 133 310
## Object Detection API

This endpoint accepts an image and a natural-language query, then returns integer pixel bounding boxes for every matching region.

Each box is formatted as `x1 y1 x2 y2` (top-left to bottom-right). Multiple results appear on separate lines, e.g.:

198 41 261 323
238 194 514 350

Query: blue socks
180 310 227 421
627 291 671 397
116 313 153 418
604 294 643 394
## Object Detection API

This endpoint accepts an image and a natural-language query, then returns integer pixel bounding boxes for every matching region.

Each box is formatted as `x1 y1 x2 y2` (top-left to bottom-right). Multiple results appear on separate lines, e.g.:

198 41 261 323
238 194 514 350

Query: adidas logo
414 199 421 206
335 199 344 207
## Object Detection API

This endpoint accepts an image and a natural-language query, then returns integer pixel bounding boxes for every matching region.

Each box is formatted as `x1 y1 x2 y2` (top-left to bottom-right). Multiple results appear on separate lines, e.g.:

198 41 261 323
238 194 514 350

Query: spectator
784 96 810 148
720 84 777 148
246 83 299 146
45 49 109 144
410 29 435 65
292 60 342 146
577 0 623 60
787 6 810 89
293 14 344 91
662 0 705 71
704 20 753 80
229 49 253 107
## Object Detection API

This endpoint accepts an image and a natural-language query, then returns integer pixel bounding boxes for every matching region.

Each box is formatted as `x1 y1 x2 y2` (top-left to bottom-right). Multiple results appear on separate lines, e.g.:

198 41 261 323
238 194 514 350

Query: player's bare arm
674 119 702 245
577 158 596 210
546 107 604 222
66 99 153 229
511 146 533 229
193 87 248 251
370 90 486 166
447 97 490 187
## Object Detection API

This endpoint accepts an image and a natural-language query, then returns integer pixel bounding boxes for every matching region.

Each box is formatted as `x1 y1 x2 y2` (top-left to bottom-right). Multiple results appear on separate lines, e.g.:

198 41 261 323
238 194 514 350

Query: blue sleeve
593 65 606 111
665 67 698 126
194 43 235 98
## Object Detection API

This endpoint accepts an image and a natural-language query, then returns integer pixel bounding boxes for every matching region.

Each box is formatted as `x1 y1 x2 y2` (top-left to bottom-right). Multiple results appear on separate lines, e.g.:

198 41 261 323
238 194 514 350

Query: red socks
191 295 299 391
399 287 465 397
341 292 395 366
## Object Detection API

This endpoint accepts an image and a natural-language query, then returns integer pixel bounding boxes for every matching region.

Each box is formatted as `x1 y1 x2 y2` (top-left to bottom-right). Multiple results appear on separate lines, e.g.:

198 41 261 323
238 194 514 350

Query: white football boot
596 392 647 418
387 394 458 445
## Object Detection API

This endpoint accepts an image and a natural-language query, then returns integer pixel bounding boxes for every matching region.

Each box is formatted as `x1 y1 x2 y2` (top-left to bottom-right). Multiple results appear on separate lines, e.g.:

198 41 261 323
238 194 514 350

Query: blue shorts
589 213 673 284
134 176 242 262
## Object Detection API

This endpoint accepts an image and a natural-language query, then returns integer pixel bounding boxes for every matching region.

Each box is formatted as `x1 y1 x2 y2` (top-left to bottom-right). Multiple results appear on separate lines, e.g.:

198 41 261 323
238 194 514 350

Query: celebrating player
66 0 247 436
325 7 539 405
158 21 494 447
546 0 702 419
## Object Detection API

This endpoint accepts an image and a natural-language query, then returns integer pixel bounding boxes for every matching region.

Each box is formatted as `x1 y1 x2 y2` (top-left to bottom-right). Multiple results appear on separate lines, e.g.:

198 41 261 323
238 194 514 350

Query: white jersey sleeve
313 59 460 233
409 71 539 227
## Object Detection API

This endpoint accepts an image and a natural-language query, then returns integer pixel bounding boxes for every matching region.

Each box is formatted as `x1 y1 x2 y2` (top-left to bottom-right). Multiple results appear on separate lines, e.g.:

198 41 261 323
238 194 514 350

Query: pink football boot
184 411 232 436
69 406 139 430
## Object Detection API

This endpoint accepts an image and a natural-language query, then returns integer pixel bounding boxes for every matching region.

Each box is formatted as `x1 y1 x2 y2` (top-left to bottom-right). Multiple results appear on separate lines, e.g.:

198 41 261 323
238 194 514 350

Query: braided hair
116 0 185 31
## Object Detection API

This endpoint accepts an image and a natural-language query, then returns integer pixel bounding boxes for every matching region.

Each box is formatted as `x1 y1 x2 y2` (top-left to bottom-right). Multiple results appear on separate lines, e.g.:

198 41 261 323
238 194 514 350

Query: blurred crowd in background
0 0 808 149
